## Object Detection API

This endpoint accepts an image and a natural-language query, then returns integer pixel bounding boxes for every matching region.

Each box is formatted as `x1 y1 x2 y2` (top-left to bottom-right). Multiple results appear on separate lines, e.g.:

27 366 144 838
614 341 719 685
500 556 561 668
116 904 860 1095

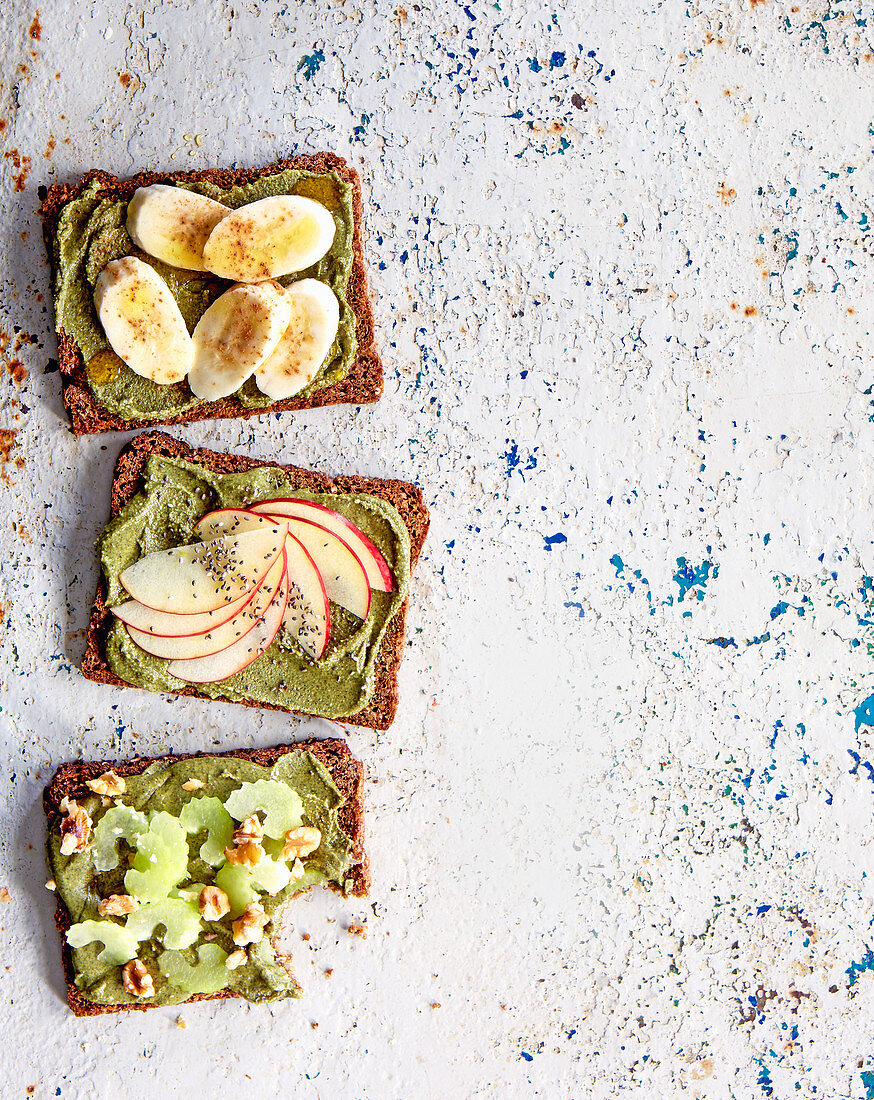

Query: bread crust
38 153 382 435
45 737 368 1016
82 431 429 729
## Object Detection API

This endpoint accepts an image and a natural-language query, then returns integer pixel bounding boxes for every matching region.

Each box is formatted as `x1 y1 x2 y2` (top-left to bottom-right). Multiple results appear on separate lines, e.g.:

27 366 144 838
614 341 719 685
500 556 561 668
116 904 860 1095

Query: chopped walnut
86 770 125 797
347 922 368 940
181 778 204 792
44 880 56 892
225 948 248 971
97 893 138 917
280 826 321 861
122 959 155 998
198 885 230 922
59 797 92 855
224 814 265 867
232 901 269 946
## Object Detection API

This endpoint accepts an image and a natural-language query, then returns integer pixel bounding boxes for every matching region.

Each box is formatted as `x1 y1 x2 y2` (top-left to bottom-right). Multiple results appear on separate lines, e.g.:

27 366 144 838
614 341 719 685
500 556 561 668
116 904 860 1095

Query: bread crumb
310 1021 319 1030
176 1016 187 1029
301 932 310 941
347 922 367 939
430 1002 441 1009
45 879 56 891
0 887 10 903
181 778 204 791
324 968 334 978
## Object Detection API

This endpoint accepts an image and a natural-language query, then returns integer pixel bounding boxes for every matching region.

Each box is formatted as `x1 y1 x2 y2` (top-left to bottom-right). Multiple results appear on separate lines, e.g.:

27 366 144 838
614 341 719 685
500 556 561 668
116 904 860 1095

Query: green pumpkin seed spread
100 454 411 718
51 168 357 421
49 750 353 1006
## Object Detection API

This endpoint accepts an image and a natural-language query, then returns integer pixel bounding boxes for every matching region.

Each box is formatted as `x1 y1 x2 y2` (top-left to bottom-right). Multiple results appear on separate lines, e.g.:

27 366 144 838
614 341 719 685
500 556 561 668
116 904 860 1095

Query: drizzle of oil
86 349 124 385
292 176 341 211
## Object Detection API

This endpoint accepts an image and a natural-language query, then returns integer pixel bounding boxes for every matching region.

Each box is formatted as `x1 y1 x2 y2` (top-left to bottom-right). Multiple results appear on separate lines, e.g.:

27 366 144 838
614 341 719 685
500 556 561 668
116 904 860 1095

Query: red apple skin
167 551 290 684
112 563 272 638
282 530 331 660
256 513 371 620
250 498 393 592
126 555 285 660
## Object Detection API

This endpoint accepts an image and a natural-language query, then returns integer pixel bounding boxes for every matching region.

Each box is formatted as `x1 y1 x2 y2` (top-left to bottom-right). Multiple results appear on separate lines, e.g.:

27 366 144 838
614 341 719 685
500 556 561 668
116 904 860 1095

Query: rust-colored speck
744 305 758 317
396 6 407 22
548 122 565 134
18 64 28 75
0 121 7 134
750 0 768 6
119 72 131 88
848 307 856 314
29 12 42 40
717 182 736 204
4 150 31 192
7 361 27 386
0 429 19 477
44 134 55 158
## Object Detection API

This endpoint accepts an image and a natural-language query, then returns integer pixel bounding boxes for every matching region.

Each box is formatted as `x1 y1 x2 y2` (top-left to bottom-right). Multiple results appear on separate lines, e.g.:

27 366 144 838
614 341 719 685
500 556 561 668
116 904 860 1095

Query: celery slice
214 862 259 918
125 899 202 949
223 779 303 838
66 919 139 966
158 943 230 994
92 805 149 873
179 796 234 866
124 812 189 901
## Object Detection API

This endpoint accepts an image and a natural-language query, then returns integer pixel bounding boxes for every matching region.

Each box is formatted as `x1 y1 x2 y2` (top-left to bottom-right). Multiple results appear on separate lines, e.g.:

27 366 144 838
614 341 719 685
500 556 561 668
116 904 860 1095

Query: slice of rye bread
44 737 368 1016
38 152 382 435
82 430 429 730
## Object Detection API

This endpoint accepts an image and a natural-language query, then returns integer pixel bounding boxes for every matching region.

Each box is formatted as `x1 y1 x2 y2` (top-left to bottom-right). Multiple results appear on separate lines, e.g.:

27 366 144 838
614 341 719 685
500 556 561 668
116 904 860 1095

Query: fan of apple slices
111 500 393 684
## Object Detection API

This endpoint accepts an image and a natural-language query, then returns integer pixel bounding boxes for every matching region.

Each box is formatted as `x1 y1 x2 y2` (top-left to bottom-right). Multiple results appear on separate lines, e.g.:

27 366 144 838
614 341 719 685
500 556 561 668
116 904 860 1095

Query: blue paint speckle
544 533 567 551
549 51 566 68
297 49 325 81
673 557 717 602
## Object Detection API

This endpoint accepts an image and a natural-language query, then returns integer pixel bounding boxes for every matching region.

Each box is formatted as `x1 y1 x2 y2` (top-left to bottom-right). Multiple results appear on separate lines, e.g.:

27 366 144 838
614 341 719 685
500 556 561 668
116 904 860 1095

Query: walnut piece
198 885 230 922
224 814 265 867
181 778 204 792
98 894 139 917
59 797 92 856
122 959 155 998
86 770 125 797
280 826 321 861
232 901 269 946
225 948 248 971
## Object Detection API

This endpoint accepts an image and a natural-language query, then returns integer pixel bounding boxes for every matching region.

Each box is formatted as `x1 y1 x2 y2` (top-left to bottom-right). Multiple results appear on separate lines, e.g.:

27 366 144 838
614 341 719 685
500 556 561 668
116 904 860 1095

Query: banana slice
127 184 230 271
188 281 291 400
94 257 193 384
254 279 340 400
202 195 335 282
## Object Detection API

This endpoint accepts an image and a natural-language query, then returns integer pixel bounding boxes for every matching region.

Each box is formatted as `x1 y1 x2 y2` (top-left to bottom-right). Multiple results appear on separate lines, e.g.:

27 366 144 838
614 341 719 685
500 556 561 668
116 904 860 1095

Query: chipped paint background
1 0 874 1096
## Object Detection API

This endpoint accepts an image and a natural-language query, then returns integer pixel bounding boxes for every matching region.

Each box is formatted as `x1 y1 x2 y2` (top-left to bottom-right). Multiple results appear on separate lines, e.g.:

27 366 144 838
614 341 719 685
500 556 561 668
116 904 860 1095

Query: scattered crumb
310 1021 319 1030
181 778 204 791
45 880 56 891
29 12 41 40
430 1002 441 1009
347 922 367 939
324 968 334 978
0 887 10 903
175 1016 187 1029
301 932 310 941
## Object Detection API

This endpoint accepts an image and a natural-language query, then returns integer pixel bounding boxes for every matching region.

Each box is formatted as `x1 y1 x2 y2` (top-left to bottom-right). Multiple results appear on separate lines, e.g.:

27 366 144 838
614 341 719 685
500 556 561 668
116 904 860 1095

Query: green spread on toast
99 454 410 719
49 750 354 1007
51 167 357 420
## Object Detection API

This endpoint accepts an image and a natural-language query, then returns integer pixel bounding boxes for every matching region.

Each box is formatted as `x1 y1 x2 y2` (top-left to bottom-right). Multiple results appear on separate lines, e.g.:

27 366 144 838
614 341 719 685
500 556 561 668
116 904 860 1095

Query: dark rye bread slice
38 152 382 435
83 431 429 729
45 737 368 1016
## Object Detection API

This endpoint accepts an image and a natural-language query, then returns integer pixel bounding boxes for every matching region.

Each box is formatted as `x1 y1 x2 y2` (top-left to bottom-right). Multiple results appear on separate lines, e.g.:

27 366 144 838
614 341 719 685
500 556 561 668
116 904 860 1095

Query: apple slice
281 531 330 659
111 569 270 638
119 527 285 614
126 554 285 660
193 508 285 542
194 508 330 659
168 558 289 683
250 498 393 592
261 515 370 620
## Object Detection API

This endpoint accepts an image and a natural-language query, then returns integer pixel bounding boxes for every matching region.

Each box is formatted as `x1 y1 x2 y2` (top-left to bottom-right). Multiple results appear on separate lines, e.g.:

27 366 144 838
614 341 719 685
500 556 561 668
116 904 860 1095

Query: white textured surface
2 0 874 1096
